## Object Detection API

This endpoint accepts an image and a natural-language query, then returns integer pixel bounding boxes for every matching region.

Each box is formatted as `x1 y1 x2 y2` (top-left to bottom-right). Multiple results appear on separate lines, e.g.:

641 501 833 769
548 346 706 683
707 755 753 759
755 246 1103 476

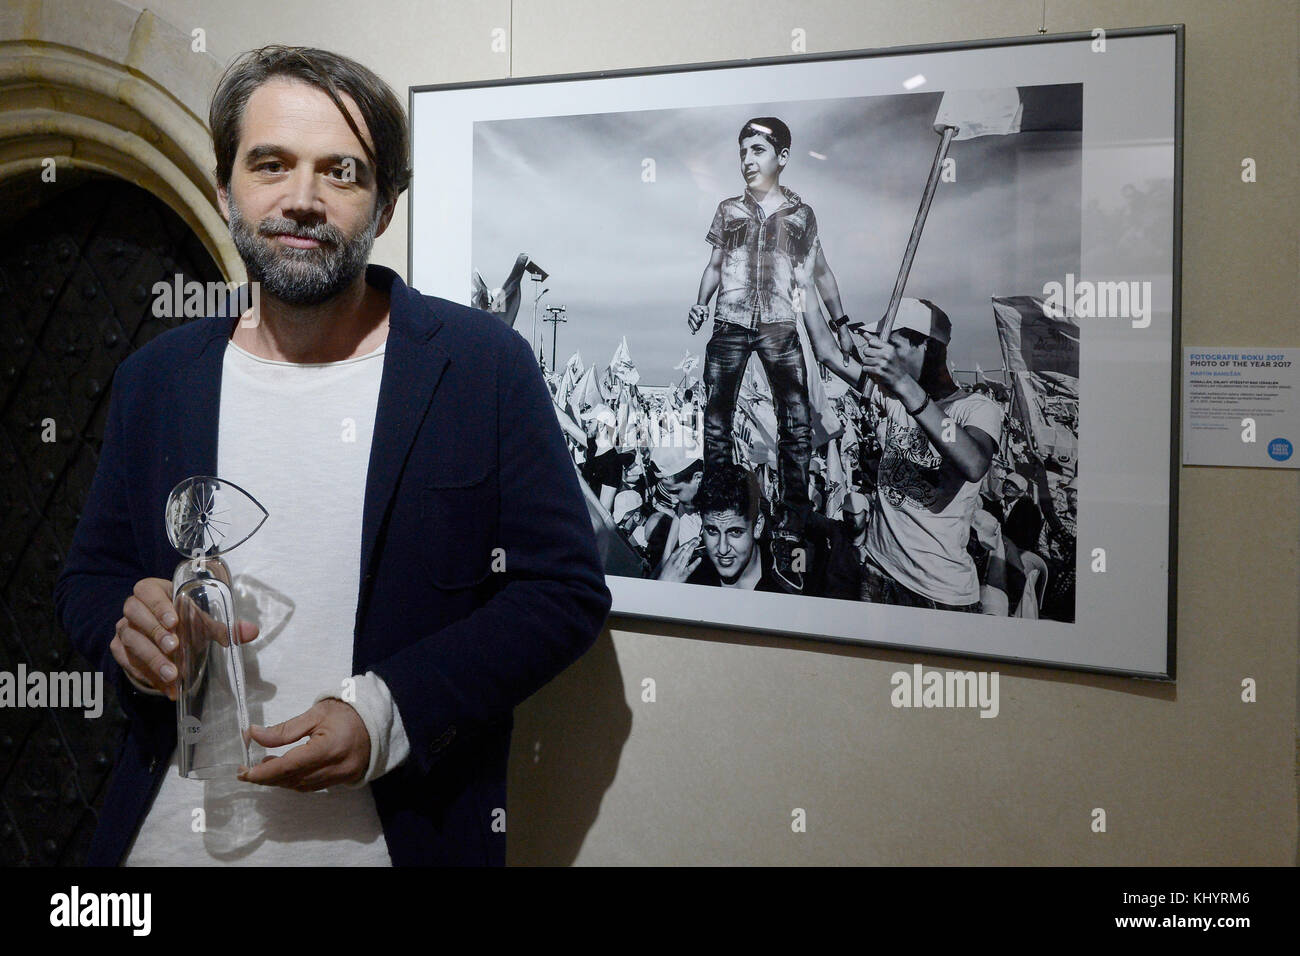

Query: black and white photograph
468 85 1083 627
410 32 1179 677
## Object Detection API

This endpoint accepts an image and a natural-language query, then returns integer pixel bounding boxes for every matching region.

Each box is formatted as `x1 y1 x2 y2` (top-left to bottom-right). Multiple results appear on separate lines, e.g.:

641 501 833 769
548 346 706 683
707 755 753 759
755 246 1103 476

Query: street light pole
544 305 567 371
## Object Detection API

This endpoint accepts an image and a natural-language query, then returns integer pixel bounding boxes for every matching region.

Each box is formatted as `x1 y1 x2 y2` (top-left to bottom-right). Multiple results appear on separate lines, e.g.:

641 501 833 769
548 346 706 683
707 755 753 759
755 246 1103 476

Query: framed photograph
409 26 1182 678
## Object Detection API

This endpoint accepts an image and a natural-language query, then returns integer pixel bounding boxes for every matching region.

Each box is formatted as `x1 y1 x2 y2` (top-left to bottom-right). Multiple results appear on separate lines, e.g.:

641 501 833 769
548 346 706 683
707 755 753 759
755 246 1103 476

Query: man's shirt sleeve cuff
314 670 412 787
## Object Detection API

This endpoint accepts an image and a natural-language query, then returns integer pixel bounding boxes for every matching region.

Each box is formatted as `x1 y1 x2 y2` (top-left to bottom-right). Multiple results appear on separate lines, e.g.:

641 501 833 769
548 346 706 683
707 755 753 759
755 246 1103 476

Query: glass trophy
164 476 268 779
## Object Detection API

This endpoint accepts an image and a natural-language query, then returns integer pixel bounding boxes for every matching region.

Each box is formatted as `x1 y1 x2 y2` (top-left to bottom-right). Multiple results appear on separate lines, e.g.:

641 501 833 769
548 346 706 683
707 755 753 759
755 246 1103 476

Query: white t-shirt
864 389 1003 605
124 337 407 866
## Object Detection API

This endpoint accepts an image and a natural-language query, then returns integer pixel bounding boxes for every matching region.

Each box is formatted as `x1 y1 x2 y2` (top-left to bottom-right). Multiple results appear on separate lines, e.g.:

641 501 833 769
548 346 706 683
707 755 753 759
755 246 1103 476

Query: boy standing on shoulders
688 116 850 593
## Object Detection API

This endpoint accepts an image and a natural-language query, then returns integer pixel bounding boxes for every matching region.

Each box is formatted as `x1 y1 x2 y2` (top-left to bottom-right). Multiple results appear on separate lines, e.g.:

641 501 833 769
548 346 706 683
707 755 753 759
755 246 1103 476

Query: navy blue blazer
53 264 612 866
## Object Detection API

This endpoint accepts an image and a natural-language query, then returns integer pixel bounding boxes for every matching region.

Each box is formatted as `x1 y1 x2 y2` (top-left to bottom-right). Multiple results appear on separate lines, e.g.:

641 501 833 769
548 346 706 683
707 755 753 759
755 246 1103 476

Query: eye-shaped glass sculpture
165 477 267 779
166 476 268 558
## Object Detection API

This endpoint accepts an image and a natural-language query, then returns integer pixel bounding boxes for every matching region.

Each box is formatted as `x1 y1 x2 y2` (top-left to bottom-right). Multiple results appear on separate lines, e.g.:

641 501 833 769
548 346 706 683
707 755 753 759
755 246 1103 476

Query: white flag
933 88 1023 141
567 366 601 420
609 336 640 386
556 351 584 409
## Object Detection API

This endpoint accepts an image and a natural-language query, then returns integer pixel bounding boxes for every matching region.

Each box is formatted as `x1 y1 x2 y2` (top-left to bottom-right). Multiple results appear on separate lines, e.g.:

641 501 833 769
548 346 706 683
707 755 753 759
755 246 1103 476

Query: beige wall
128 0 1298 864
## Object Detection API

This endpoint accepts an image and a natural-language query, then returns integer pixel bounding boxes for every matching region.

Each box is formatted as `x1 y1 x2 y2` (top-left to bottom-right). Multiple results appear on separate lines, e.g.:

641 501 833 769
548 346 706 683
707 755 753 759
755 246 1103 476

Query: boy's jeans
703 318 812 535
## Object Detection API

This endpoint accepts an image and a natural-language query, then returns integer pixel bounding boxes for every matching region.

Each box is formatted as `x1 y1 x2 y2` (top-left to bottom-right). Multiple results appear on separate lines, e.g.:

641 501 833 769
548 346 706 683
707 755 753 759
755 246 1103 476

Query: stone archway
0 0 239 276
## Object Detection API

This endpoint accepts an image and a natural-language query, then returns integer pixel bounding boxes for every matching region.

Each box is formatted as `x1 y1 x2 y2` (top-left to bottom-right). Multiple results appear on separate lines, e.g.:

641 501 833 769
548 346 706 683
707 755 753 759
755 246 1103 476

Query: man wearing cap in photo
998 471 1028 515
612 489 644 530
854 297 1003 612
579 404 630 512
981 469 1024 522
640 441 704 576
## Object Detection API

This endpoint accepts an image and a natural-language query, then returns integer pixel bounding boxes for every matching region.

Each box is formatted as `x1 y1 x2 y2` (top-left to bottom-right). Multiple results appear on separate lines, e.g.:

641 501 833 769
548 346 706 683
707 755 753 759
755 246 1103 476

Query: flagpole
992 301 1025 463
860 124 957 407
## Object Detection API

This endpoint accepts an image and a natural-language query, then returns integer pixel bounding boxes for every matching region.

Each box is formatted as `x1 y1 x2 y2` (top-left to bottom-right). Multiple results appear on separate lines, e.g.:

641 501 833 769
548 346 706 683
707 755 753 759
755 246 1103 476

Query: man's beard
227 194 380 307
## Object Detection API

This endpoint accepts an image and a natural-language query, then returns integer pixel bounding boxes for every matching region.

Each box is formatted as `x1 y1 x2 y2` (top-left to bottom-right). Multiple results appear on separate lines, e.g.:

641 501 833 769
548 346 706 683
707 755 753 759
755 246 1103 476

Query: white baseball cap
1002 473 1029 496
876 297 951 346
649 442 702 478
612 489 642 522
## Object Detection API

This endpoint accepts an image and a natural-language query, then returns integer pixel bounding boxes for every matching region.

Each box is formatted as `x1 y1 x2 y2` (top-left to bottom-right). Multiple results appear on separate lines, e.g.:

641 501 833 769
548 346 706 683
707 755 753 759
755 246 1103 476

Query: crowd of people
542 321 1078 622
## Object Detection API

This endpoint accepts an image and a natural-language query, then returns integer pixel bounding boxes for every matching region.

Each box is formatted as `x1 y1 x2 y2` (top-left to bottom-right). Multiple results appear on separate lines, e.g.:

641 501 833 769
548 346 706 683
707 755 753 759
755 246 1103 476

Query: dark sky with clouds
471 87 1080 384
